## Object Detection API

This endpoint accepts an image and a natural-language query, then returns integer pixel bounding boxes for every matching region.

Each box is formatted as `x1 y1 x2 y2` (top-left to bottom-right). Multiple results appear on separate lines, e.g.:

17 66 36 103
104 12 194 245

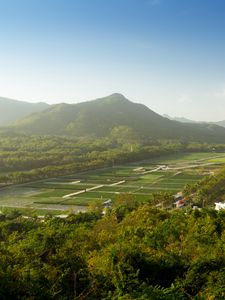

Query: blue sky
0 0 225 121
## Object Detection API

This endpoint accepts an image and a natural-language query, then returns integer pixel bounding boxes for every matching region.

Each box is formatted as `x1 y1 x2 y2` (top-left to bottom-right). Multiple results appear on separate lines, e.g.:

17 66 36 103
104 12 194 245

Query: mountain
215 120 225 128
164 114 225 129
12 93 225 143
163 114 198 123
0 97 49 126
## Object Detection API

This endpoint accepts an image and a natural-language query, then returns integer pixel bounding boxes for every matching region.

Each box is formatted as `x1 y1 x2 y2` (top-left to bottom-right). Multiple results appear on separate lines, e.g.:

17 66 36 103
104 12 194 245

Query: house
174 192 186 208
175 199 185 208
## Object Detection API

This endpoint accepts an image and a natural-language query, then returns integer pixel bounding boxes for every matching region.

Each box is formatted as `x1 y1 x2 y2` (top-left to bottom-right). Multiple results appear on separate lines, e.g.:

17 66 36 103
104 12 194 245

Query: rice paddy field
0 151 225 213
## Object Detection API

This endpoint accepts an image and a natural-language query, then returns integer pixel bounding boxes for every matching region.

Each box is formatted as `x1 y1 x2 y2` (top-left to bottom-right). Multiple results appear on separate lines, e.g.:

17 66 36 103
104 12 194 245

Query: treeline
0 133 225 185
0 197 225 299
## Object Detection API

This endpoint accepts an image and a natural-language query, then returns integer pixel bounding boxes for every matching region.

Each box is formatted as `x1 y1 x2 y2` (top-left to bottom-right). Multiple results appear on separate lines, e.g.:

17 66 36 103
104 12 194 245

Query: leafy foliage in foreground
1 201 225 299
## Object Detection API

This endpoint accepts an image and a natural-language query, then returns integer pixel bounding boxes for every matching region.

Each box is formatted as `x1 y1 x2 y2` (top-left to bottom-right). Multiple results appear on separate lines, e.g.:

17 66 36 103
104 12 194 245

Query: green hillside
13 93 225 143
0 97 49 126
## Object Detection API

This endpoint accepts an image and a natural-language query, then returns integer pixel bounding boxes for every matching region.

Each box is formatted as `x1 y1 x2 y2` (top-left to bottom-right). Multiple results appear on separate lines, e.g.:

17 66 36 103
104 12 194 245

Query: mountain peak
95 93 131 105
11 93 225 143
109 93 126 99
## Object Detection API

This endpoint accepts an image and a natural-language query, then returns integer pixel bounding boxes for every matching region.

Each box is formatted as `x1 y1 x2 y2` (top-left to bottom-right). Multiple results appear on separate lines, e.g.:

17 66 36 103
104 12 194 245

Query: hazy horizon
0 0 225 121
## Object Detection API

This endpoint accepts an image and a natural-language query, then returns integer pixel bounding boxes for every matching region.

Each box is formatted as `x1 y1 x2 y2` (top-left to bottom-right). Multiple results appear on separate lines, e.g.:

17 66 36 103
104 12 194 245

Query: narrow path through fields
62 184 104 199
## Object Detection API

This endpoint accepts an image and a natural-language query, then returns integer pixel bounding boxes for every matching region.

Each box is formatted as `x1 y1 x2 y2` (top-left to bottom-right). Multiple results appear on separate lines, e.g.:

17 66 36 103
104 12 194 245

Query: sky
0 0 225 121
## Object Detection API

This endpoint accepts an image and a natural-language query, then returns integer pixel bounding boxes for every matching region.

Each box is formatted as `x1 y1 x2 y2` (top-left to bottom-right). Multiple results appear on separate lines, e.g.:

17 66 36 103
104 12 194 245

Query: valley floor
0 152 224 214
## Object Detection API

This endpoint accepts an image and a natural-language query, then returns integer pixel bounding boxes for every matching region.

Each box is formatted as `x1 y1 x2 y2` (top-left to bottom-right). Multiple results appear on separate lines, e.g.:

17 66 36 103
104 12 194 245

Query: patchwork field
0 152 225 212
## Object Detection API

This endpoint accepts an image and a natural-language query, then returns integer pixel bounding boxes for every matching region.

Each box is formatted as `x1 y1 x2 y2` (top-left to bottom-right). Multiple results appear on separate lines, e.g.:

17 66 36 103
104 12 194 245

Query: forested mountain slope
0 97 49 126
13 93 225 143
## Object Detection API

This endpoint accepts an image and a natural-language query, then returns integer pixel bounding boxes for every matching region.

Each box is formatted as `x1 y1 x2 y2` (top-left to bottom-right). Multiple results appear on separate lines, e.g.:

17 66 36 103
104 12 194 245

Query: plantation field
0 152 225 212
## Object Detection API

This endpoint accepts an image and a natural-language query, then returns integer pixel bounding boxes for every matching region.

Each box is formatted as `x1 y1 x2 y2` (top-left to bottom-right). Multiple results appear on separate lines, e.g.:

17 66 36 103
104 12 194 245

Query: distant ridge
0 97 49 126
163 113 225 129
12 93 225 143
215 120 225 128
163 114 198 124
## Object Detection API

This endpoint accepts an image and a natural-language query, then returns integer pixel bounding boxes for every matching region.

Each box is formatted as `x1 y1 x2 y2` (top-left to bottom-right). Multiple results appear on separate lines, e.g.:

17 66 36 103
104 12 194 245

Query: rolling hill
0 97 49 126
11 93 225 143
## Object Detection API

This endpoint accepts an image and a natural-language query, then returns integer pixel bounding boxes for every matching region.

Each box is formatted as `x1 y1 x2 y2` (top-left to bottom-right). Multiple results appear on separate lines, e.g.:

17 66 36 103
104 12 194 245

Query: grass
76 191 116 199
117 186 141 192
207 157 225 163
34 198 62 204
62 197 98 206
96 186 122 192
34 189 73 198
0 207 67 216
26 183 95 190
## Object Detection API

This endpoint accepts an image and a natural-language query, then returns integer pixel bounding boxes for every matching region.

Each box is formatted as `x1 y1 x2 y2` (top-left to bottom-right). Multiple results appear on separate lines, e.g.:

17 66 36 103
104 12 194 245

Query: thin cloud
177 94 192 104
214 89 225 98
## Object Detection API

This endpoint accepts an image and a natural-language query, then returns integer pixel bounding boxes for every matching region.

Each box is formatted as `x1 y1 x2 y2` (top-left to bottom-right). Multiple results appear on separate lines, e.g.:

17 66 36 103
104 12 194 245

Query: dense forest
0 133 225 299
0 196 225 299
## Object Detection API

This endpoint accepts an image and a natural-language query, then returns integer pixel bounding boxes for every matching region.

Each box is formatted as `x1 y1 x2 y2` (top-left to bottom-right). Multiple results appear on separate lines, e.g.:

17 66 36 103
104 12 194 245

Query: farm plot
206 157 225 163
1 151 225 211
